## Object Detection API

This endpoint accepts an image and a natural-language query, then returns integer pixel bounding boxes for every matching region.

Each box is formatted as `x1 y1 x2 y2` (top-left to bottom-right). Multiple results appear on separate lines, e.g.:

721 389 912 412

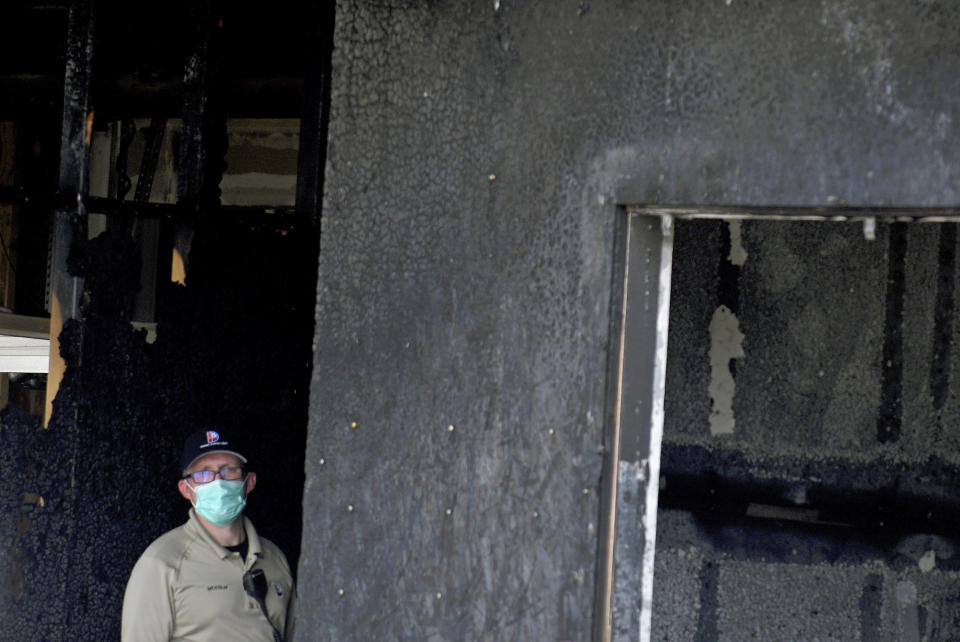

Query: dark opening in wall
0 2 333 638
654 216 960 640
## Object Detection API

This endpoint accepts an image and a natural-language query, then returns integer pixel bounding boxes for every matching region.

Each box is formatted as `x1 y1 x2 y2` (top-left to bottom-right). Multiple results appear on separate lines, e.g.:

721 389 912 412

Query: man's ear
177 478 195 502
244 472 257 496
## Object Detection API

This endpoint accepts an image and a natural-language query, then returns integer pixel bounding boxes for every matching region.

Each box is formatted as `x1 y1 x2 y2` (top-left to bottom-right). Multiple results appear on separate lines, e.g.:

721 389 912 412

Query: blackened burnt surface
0 218 315 640
0 227 181 641
0 407 37 615
15 120 58 317
693 561 720 642
308 0 960 639
659 441 960 548
878 222 907 443
931 224 957 415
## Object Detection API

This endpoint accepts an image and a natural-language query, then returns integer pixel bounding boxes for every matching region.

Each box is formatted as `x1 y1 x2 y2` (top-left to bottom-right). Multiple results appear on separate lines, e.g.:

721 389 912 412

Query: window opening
602 206 960 642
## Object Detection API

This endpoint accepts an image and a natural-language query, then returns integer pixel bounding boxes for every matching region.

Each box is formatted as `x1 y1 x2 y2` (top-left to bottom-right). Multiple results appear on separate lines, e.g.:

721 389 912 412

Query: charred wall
0 215 316 640
657 218 960 640
300 0 960 640
0 3 324 638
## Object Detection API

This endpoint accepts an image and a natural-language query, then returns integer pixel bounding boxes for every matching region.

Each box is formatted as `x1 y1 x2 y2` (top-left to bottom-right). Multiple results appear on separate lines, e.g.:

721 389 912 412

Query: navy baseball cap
181 430 248 473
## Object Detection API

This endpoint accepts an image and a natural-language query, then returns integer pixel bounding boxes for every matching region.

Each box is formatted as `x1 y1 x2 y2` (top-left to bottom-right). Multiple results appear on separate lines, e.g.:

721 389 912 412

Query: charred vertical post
174 0 226 283
131 118 167 324
44 0 95 426
878 222 907 443
295 0 335 229
930 223 956 419
40 0 95 637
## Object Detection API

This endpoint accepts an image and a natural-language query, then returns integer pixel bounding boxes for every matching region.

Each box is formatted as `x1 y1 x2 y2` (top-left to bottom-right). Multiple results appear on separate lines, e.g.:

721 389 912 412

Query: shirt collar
186 508 263 561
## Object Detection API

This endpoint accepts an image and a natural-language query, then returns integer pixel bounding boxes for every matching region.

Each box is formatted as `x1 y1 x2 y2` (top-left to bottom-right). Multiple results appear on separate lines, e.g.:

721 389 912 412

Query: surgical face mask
189 478 247 526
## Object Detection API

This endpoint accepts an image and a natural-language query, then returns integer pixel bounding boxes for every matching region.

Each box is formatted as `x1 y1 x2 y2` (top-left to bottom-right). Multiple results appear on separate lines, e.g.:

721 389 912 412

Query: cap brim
183 449 248 473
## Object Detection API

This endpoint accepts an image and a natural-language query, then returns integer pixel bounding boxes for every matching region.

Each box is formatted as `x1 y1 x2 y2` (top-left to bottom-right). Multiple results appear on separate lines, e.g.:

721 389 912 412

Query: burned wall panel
300 3 613 639
0 82 314 642
0 3 321 639
0 218 316 640
658 219 960 639
306 0 960 640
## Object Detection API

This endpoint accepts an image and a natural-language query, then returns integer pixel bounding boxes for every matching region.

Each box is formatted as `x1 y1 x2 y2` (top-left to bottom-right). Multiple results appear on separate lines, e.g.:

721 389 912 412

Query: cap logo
206 431 220 444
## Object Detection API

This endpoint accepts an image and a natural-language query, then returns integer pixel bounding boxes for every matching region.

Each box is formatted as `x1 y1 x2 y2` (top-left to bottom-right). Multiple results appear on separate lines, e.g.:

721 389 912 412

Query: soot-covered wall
0 216 316 639
657 218 960 640
300 1 960 640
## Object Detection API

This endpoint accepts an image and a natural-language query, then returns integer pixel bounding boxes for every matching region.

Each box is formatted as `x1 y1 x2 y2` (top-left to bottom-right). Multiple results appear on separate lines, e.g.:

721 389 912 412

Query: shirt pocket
175 562 249 633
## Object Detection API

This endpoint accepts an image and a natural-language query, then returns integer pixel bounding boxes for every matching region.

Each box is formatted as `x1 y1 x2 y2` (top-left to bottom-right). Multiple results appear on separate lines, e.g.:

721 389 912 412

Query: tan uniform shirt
121 510 296 641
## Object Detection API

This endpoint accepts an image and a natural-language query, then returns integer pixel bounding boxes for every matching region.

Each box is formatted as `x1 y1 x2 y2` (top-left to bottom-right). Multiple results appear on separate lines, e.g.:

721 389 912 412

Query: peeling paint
708 305 744 436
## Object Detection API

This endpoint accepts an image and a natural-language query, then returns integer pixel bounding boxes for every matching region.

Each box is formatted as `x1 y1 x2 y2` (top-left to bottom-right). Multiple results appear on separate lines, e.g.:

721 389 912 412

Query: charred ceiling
0 1 321 120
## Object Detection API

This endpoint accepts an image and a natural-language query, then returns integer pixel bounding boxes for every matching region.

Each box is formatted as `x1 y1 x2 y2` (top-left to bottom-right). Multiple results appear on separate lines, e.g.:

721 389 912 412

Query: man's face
177 452 256 503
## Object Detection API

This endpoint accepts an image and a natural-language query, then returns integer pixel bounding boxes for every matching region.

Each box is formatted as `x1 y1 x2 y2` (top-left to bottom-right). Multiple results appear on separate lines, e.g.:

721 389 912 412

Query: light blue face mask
190 479 247 526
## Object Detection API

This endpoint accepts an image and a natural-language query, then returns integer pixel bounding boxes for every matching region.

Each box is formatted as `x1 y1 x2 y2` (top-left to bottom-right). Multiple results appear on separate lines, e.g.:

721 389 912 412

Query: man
121 429 296 641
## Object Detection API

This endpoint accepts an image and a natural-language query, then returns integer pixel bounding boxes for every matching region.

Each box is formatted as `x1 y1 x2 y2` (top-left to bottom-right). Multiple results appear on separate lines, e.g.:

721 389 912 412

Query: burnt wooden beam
0 186 299 223
294 0 334 229
177 4 223 209
45 0 95 427
173 0 227 284
40 0 95 638
658 441 960 545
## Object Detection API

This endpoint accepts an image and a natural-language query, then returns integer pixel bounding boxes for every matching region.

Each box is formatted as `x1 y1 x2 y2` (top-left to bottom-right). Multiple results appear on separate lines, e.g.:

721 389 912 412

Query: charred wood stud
45 0 96 427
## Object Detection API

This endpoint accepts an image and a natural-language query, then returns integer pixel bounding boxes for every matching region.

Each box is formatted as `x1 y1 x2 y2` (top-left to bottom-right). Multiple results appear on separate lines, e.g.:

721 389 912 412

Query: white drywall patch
708 304 744 436
727 220 748 266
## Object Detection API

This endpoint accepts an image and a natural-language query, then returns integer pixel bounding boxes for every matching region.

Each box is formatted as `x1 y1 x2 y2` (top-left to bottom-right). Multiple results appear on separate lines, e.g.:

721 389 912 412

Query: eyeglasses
183 466 246 485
